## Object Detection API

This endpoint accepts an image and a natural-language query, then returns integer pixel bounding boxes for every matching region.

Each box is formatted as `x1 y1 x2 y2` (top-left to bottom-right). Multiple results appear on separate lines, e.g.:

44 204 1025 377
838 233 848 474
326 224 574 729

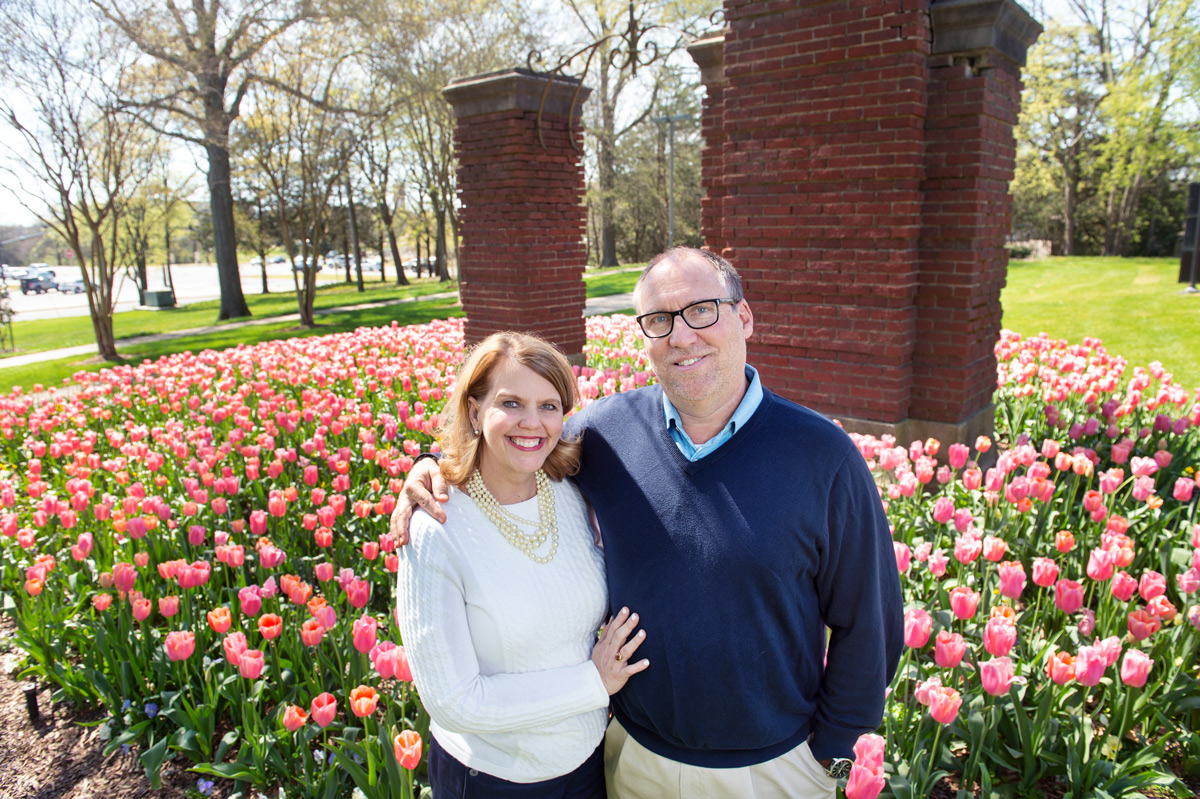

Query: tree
0 0 162 359
234 37 355 328
91 0 321 320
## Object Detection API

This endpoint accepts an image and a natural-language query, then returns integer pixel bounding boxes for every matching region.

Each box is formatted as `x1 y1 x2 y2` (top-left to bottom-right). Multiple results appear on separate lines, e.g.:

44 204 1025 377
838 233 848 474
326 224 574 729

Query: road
2 262 393 321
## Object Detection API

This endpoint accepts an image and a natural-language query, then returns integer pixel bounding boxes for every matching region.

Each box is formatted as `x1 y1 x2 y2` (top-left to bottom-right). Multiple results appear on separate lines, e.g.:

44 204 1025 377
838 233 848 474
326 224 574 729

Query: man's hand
388 456 451 544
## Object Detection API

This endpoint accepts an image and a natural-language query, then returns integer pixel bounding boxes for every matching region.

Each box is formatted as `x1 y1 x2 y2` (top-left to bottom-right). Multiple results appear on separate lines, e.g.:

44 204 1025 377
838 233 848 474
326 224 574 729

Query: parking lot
2 261 363 321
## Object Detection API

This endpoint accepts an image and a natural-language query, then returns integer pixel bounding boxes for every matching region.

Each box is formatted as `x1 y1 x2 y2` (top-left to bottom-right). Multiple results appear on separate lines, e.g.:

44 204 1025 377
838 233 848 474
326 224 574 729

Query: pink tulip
1074 645 1107 686
952 508 974 533
928 685 962 724
846 762 885 799
983 616 1017 657
352 614 378 654
345 578 371 608
983 536 1007 562
239 585 262 616
979 656 1015 696
113 562 137 593
949 586 980 620
164 630 196 662
1055 579 1084 615
1138 570 1166 601
947 443 969 470
1173 477 1195 502
932 497 955 525
962 468 982 490
1031 557 1059 587
224 631 248 666
315 562 334 582
998 560 1026 599
934 630 966 669
914 676 942 706
954 534 982 564
1098 468 1124 495
1130 456 1158 477
1086 547 1115 581
239 649 265 679
131 597 152 622
1046 650 1075 685
1128 609 1161 641
1147 595 1177 621
158 595 180 618
1120 649 1153 688
281 705 308 732
311 692 338 727
1178 567 1200 594
927 548 948 577
893 542 911 573
1078 608 1096 637
1110 571 1138 602
903 608 931 648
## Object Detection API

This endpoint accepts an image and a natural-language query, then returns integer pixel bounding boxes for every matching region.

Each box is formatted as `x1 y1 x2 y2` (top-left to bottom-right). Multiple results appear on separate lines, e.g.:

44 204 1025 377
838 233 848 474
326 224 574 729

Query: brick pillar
719 0 932 427
695 0 1040 445
687 33 728 255
912 0 1042 445
443 69 592 360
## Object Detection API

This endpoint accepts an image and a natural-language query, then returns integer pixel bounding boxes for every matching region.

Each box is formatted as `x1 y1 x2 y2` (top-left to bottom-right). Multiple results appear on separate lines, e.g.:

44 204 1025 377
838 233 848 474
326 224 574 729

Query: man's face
634 254 753 416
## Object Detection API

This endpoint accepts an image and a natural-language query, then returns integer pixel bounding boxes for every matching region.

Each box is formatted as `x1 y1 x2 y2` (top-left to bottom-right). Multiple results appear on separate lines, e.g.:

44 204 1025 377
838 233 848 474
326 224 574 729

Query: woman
395 331 648 799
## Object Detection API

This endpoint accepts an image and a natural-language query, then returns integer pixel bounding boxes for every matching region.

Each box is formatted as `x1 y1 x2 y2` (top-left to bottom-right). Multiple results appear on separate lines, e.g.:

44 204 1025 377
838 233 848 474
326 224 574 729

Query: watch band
825 757 854 779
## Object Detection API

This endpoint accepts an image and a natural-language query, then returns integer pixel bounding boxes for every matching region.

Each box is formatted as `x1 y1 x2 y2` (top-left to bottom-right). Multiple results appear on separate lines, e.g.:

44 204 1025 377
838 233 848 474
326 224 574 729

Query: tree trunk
205 141 251 320
431 188 449 282
384 202 409 286
346 176 364 292
598 67 618 267
415 236 423 278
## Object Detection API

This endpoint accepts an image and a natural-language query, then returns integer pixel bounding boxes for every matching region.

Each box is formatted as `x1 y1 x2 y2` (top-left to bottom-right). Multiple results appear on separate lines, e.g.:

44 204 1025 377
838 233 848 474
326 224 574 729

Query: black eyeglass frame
635 297 739 338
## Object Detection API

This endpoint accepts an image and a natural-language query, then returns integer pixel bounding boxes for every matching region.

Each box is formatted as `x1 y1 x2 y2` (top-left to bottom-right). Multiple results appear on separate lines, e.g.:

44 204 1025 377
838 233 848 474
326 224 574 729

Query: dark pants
428 736 605 799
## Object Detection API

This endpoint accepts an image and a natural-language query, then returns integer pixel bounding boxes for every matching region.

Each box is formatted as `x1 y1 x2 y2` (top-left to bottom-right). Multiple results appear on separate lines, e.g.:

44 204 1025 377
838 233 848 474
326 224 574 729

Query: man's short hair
637 247 744 303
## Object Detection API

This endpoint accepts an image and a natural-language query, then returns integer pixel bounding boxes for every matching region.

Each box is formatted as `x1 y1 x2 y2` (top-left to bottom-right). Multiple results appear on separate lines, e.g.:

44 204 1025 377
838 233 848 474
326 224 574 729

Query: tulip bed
0 318 1197 799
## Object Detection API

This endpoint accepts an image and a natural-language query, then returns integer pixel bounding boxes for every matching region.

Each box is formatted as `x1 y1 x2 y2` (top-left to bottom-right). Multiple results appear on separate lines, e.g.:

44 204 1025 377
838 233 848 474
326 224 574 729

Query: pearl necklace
465 469 559 564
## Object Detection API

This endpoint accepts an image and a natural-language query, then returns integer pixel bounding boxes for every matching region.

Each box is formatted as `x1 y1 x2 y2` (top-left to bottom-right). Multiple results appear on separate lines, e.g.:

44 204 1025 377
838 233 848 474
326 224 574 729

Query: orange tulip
349 685 379 717
393 730 422 769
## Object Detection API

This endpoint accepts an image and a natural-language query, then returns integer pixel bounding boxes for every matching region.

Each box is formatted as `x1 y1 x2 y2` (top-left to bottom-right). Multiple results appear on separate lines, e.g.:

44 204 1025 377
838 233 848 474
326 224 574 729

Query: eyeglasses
636 298 738 338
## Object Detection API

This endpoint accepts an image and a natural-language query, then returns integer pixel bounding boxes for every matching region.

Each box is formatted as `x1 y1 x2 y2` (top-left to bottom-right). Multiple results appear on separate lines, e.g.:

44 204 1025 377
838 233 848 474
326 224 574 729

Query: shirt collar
663 365 762 444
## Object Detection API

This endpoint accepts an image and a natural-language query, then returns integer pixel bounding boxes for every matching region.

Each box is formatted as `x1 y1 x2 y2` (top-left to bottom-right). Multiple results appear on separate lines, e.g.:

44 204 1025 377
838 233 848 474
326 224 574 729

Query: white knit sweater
395 478 610 783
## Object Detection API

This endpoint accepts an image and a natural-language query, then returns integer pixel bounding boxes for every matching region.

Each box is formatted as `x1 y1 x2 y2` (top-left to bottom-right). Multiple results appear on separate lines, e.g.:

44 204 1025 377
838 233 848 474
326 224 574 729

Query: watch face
827 758 853 779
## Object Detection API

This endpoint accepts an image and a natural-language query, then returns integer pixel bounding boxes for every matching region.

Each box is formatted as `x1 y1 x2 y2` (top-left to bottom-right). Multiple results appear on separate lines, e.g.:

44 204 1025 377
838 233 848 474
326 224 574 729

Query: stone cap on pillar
687 32 726 87
443 68 592 119
931 0 1044 66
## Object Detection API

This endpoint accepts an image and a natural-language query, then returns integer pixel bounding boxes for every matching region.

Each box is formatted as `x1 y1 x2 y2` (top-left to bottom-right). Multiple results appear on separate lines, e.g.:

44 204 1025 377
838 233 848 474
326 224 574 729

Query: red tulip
258 613 283 640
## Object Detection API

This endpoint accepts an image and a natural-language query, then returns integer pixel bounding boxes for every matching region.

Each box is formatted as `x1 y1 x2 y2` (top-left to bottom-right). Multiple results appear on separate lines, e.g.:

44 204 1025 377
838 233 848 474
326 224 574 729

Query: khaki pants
604 718 837 799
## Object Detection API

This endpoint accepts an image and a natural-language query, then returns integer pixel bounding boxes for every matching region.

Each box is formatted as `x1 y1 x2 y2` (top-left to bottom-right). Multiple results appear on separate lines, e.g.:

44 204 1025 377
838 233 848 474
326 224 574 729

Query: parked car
19 267 57 294
269 255 287 264
292 258 322 272
57 278 86 294
363 258 383 272
247 255 263 267
2 265 29 281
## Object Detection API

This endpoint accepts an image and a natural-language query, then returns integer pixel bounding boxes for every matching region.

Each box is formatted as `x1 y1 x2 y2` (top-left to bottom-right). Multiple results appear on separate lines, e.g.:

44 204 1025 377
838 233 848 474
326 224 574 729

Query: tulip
1173 477 1195 502
345 578 371 608
931 497 954 525
947 443 969 470
112 562 137 593
282 705 308 732
301 618 324 647
1110 571 1138 602
311 692 338 728
928 685 962 724
1031 557 1059 587
92 593 113 611
1120 649 1153 688
315 562 334 582
164 630 196 662
350 685 379 717
997 560 1026 599
1046 650 1075 685
1128 609 1161 641
394 730 423 770
954 534 982 564
207 607 232 633
893 542 911 573
239 586 262 617
239 649 265 679
353 614 378 654
131 597 152 622
159 595 180 617
1147 595 1177 621
258 613 283 640
934 631 966 669
948 586 979 620
1074 645 1107 686
1054 579 1084 615
1086 547 1115 581
1078 608 1096 637
224 631 248 667
1055 529 1075 553
982 536 1007 562
914 676 942 707
392 645 413 682
1138 570 1166 601
979 656 1015 696
1178 567 1200 595
952 508 973 533
903 608 932 648
983 616 1017 657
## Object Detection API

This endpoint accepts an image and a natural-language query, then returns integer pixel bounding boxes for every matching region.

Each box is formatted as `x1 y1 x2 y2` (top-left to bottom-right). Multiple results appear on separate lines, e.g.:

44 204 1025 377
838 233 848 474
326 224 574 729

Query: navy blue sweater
568 384 903 767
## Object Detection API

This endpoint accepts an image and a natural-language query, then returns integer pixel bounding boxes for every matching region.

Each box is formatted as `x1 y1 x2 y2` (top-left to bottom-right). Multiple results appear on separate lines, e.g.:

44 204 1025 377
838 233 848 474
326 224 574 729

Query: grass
0 268 642 393
1000 256 1200 388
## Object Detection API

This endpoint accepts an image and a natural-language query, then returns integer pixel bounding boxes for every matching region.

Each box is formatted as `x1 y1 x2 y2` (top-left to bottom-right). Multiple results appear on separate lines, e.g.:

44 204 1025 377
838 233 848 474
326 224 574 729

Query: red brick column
693 0 1039 444
443 69 591 359
687 34 728 256
912 0 1043 443
719 0 932 427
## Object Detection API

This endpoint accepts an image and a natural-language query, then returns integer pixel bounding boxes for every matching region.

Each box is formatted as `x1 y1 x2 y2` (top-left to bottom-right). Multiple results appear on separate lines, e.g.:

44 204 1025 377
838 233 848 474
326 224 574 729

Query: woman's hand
591 607 649 695
389 456 451 543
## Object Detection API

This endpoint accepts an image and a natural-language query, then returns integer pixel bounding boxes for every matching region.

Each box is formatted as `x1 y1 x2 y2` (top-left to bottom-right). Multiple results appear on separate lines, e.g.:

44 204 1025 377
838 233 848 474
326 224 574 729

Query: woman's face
468 358 565 492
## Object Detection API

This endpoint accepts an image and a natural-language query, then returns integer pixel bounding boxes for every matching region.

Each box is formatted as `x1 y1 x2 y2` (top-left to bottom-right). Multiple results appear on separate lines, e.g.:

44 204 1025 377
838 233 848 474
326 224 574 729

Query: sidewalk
0 290 636 371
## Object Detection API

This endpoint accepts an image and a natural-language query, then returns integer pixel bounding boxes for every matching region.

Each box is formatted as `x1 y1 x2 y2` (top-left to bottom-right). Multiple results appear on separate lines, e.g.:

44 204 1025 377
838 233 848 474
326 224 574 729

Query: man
394 247 903 798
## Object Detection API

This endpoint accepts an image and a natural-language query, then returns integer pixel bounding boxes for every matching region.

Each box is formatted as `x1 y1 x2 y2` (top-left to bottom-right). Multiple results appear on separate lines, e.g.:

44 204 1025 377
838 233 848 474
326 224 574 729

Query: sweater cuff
807 725 860 762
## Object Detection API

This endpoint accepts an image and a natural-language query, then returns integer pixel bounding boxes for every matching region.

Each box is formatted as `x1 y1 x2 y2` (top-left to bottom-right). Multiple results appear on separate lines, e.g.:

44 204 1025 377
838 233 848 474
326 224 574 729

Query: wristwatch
825 758 854 779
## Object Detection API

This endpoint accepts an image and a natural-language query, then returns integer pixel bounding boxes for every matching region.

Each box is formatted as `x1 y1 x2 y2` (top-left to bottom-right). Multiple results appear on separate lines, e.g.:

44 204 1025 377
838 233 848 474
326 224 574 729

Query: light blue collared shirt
663 365 763 461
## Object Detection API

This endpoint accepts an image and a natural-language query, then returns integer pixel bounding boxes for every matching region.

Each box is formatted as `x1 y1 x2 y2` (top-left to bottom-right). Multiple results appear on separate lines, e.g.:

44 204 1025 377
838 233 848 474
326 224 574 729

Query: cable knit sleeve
395 510 610 736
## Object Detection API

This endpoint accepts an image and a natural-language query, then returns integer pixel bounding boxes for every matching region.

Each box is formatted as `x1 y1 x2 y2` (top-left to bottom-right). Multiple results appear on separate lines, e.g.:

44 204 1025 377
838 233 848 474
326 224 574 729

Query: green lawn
0 269 642 393
1000 256 1200 388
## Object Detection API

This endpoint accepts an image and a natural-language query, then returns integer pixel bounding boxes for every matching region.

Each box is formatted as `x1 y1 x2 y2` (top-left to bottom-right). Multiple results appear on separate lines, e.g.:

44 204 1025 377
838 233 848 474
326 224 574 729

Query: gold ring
616 652 624 662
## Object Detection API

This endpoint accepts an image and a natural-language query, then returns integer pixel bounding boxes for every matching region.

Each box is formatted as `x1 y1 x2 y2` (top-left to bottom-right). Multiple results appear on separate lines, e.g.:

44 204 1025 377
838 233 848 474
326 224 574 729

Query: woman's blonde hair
437 331 581 485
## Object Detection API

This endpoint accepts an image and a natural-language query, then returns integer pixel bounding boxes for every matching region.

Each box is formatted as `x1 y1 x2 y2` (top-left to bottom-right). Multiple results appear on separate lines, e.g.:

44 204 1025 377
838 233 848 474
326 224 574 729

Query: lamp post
651 113 691 249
